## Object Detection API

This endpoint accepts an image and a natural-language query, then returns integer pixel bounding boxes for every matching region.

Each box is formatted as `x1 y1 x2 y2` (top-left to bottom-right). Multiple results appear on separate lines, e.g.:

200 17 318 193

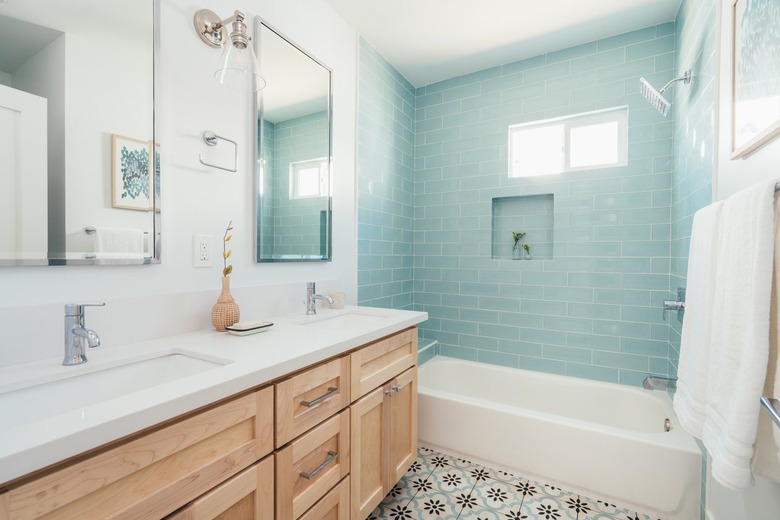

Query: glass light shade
215 40 265 91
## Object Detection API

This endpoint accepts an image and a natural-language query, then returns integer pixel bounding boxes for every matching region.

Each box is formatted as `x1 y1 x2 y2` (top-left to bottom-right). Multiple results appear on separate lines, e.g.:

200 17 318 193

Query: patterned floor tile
406 490 462 519
369 445 663 520
468 477 524 512
521 495 580 520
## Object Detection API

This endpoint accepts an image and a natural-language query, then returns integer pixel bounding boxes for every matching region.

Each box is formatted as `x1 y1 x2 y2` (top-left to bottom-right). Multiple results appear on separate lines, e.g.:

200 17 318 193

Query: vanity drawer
167 455 274 519
275 410 350 520
350 328 417 401
276 355 350 447
1 386 274 520
298 476 350 520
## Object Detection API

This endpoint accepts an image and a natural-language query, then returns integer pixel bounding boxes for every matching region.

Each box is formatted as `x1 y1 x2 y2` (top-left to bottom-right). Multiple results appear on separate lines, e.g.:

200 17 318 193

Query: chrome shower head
639 69 693 118
640 77 671 117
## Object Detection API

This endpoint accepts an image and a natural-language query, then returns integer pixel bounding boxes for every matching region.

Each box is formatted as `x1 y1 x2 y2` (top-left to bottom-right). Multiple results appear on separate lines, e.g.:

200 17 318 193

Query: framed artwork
111 134 152 210
731 0 780 159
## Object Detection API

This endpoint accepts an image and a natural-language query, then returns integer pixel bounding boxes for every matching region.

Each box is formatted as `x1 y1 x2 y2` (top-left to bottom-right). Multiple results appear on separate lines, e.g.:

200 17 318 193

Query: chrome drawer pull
393 383 402 393
300 387 339 408
300 450 338 480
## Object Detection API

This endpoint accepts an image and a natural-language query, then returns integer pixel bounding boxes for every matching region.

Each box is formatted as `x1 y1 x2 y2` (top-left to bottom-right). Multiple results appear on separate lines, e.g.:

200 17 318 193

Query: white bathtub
418 356 701 520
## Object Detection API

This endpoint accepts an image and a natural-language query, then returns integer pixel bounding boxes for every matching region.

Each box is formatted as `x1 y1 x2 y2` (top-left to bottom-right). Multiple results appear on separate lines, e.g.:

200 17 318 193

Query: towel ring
198 131 238 173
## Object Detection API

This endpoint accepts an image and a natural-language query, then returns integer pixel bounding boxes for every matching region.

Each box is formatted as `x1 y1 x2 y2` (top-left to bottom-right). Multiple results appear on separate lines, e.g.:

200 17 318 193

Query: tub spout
643 374 677 390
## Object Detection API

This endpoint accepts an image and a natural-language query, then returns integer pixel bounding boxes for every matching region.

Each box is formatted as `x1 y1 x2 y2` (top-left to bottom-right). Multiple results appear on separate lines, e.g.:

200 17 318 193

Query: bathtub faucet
643 374 677 390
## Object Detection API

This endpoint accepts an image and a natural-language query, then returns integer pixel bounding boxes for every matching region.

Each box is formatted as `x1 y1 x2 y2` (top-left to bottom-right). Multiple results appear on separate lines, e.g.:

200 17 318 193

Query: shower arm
658 70 692 94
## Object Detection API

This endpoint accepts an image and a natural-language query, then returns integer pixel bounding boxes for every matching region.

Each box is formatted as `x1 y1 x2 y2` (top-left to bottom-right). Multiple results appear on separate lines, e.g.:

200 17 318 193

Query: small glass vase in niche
511 231 526 260
522 243 531 260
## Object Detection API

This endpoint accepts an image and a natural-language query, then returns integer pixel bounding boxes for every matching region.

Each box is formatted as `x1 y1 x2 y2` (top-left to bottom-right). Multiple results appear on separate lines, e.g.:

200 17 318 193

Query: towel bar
761 397 780 428
84 227 151 235
198 130 238 172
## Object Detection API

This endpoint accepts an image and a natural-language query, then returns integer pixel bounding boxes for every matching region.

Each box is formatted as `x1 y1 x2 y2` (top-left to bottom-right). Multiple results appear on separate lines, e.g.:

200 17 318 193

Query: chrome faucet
306 282 333 315
63 303 105 366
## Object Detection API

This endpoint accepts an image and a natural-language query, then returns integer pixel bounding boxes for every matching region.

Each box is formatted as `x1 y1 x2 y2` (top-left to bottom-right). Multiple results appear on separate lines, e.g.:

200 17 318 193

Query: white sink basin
0 353 227 429
297 311 389 330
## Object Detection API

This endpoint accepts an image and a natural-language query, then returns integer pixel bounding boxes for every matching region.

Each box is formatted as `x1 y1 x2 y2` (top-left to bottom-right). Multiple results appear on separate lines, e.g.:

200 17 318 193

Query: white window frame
508 106 628 178
289 157 329 199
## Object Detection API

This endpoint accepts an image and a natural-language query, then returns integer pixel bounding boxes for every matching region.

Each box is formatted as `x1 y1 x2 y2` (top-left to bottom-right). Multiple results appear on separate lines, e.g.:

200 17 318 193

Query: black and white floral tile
368 446 662 520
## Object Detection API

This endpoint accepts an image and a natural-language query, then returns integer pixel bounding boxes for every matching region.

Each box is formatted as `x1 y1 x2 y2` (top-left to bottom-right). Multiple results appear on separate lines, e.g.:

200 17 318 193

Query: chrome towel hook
198 130 238 172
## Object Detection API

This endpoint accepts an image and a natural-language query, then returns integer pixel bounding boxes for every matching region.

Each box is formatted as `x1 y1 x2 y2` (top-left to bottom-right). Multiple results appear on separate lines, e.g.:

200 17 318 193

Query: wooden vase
211 276 240 331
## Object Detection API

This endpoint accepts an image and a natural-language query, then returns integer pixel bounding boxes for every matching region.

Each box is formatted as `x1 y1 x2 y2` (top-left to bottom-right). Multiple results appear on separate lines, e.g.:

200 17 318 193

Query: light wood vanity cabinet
350 330 418 520
0 326 419 520
0 387 274 520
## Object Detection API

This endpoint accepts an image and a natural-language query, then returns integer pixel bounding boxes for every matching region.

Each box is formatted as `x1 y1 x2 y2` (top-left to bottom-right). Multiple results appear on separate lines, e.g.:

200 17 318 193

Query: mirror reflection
255 18 332 262
0 0 158 265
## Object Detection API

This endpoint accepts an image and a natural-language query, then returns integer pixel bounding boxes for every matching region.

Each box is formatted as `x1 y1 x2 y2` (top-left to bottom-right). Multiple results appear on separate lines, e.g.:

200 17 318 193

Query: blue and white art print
732 0 780 157
111 134 152 210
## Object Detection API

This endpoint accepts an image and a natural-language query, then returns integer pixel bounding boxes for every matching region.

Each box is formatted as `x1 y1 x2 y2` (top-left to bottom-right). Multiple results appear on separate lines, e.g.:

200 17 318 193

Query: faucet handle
64 302 106 316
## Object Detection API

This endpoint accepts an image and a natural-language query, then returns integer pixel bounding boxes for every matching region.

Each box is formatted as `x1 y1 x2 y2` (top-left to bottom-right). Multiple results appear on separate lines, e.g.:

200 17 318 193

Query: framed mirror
254 18 332 262
0 0 159 266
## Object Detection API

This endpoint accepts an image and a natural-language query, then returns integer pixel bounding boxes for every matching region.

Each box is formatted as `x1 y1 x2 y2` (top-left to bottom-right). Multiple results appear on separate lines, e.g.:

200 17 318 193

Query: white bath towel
753 190 780 483
94 227 144 255
674 200 724 438
703 180 777 490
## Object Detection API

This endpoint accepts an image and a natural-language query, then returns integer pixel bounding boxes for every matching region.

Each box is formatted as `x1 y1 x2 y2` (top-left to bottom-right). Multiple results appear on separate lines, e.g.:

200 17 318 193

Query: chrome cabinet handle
300 450 338 480
393 383 402 393
300 387 339 408
384 388 395 397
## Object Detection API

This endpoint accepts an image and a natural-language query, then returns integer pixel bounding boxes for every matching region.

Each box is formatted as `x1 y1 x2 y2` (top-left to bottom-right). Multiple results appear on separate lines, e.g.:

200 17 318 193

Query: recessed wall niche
491 194 554 260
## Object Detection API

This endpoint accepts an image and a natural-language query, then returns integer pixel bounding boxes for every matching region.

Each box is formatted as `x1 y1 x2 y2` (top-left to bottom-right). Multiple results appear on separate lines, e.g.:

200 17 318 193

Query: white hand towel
674 200 724 438
94 227 145 254
703 180 777 490
753 190 780 483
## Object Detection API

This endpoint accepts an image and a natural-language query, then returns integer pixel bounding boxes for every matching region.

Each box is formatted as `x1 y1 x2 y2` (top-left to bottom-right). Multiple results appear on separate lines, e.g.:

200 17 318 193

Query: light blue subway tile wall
258 119 274 259
357 38 416 309
669 0 716 380
413 24 676 384
270 111 330 257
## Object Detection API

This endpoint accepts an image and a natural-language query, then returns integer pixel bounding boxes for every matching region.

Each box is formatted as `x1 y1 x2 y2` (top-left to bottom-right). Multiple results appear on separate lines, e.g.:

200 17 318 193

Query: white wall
0 0 358 366
709 1 780 517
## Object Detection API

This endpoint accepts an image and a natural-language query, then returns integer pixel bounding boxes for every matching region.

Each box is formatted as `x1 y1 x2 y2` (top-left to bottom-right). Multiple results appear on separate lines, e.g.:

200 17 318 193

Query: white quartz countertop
0 306 427 485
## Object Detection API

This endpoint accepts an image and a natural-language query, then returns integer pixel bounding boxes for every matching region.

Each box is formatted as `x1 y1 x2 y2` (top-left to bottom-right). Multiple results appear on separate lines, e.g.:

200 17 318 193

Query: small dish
226 320 273 336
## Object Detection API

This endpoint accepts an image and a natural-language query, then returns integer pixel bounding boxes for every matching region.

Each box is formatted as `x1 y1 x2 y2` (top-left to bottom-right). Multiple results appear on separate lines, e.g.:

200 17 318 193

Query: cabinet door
349 385 387 520
167 456 273 520
387 367 417 486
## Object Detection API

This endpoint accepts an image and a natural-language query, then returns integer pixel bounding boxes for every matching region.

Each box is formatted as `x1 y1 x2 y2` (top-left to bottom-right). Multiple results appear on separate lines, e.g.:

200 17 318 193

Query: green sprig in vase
211 221 240 331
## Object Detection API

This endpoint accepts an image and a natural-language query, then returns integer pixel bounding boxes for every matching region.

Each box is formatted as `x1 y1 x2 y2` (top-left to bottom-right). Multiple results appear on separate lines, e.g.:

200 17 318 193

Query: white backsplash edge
0 279 350 369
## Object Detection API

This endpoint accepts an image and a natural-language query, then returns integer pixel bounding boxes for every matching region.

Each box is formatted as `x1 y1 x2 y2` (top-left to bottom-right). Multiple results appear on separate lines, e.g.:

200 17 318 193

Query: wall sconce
193 9 266 91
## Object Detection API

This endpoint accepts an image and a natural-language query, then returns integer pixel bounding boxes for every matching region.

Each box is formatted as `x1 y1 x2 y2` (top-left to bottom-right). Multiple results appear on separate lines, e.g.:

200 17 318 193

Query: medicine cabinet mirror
254 18 332 262
0 0 159 266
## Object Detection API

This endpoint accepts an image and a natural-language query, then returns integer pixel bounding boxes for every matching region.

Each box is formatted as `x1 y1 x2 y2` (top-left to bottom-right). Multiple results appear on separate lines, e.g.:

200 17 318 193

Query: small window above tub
290 157 329 199
508 107 628 178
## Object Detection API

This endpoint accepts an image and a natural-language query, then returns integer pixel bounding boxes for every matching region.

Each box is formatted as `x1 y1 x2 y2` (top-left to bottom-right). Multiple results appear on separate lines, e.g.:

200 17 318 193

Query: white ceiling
324 0 683 87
